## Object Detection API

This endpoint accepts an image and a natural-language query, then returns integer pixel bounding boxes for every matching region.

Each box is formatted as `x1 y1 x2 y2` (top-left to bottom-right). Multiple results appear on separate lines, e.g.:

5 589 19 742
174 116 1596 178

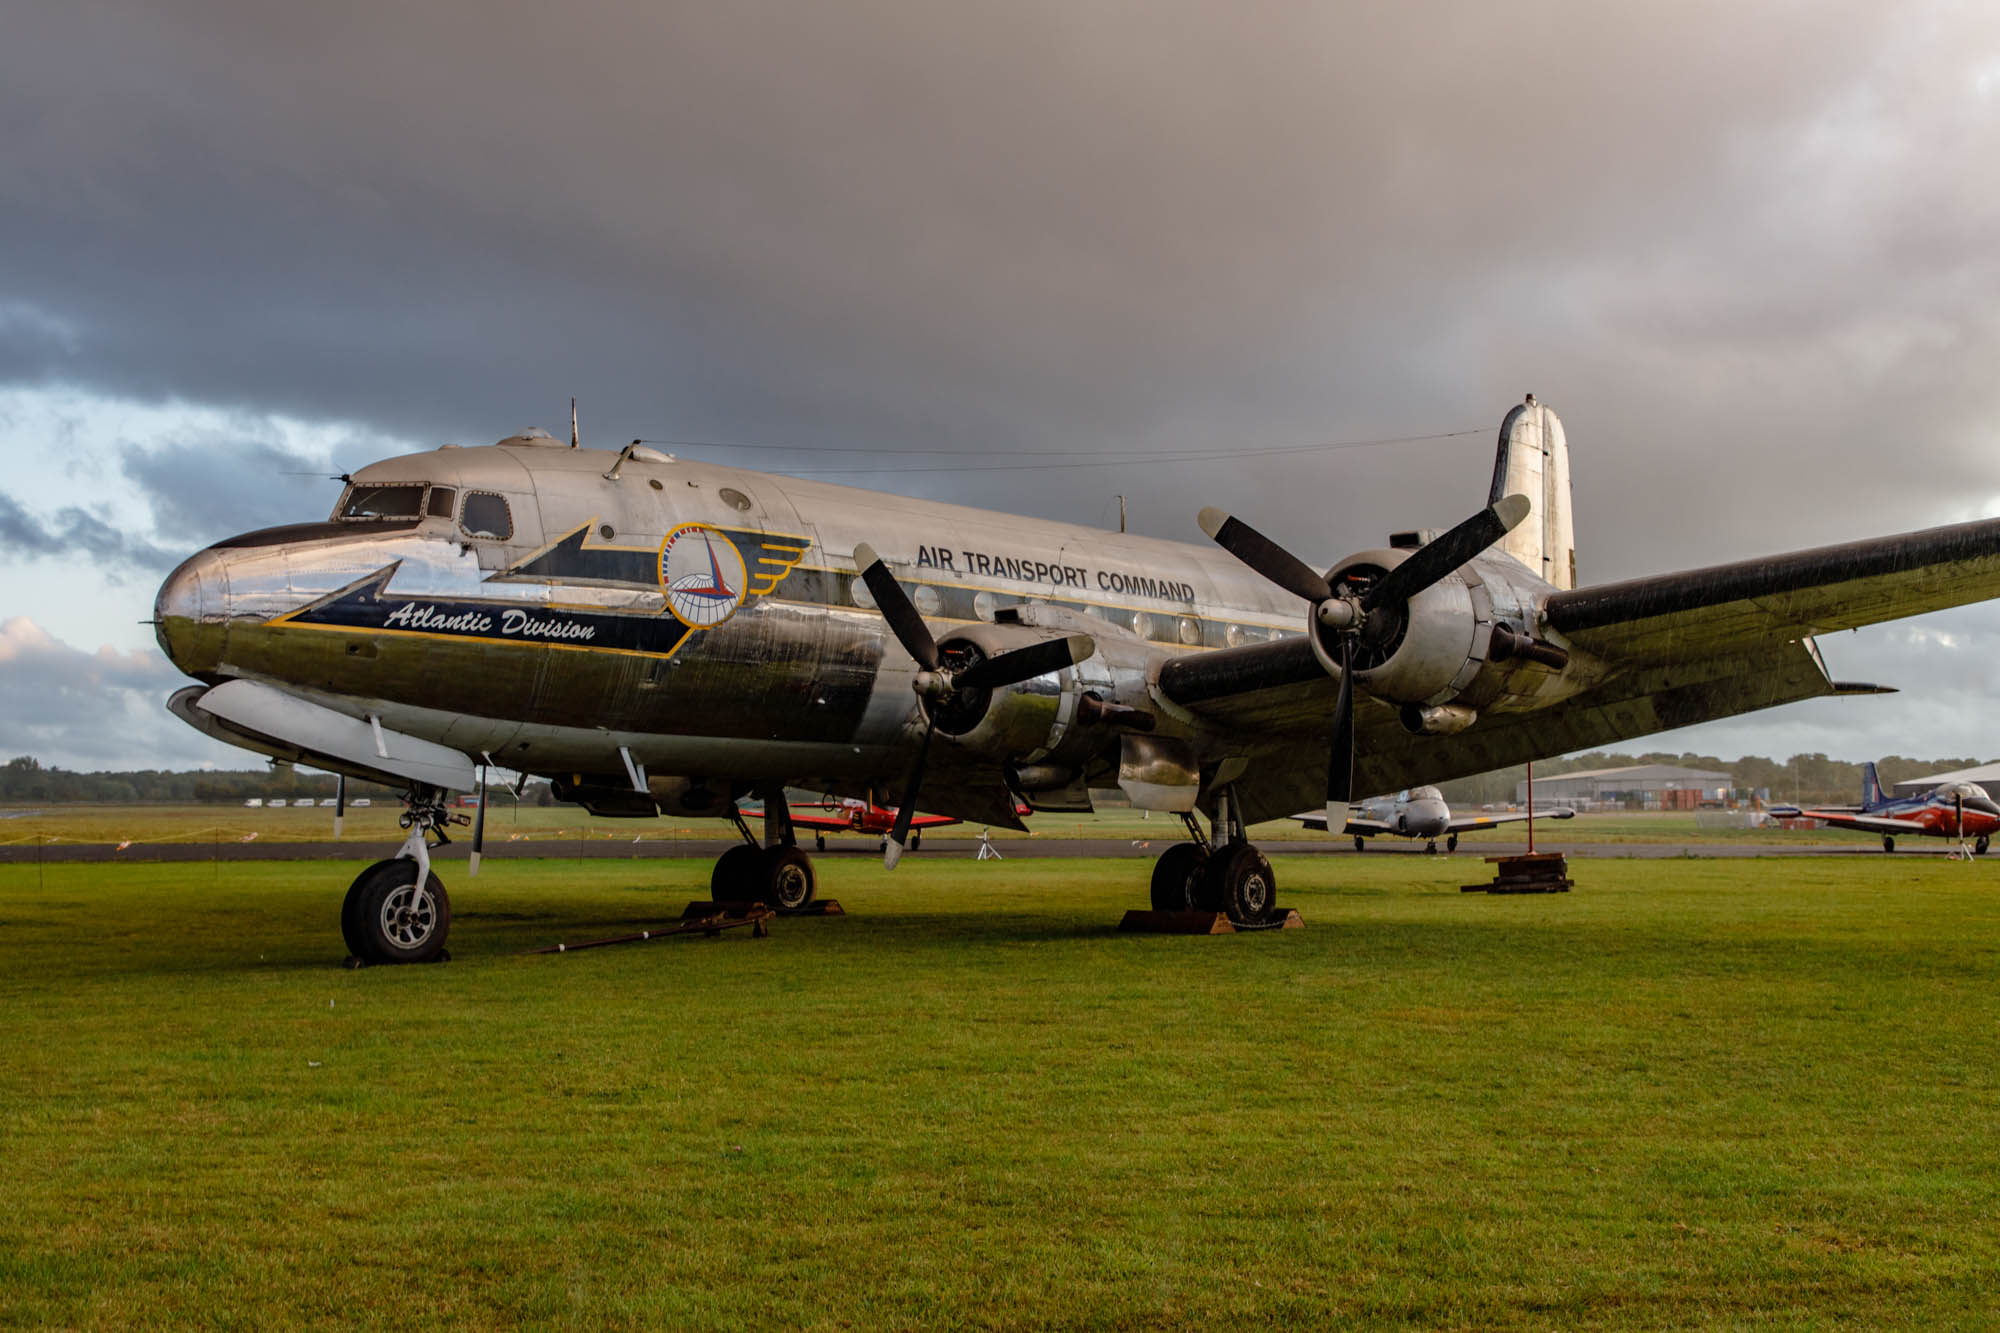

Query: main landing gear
342 787 458 966
1147 792 1277 924
711 787 818 910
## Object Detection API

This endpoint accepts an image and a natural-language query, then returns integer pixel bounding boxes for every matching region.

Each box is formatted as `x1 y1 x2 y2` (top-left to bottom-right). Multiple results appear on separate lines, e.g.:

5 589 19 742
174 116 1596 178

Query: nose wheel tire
1353 836 1365 853
1149 842 1210 911
341 858 450 965
1883 835 1896 853
1201 841 1276 923
1425 840 1437 855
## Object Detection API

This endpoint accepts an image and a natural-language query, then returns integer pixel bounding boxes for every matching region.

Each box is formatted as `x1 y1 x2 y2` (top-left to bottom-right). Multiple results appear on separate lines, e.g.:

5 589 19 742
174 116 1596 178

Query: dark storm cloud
0 490 175 571
118 435 385 547
2 0 1998 581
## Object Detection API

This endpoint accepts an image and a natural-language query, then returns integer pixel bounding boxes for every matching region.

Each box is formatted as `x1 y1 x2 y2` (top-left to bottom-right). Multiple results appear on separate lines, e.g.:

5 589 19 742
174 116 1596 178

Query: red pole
1526 761 1536 855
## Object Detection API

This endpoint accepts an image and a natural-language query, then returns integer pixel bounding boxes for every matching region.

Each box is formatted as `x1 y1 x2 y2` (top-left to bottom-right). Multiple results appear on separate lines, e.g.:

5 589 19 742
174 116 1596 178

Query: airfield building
1516 763 1732 810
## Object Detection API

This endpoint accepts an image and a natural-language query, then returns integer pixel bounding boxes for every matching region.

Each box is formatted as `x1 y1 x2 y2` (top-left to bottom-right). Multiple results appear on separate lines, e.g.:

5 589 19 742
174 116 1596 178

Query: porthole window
719 486 753 512
913 586 941 615
972 591 997 621
460 491 514 541
1131 611 1153 639
600 524 616 540
1178 616 1203 646
1225 624 1248 648
851 576 877 610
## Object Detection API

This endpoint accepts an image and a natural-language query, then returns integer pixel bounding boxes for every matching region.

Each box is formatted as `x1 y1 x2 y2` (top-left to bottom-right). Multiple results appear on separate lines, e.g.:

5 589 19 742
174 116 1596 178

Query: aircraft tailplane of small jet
155 394 2000 964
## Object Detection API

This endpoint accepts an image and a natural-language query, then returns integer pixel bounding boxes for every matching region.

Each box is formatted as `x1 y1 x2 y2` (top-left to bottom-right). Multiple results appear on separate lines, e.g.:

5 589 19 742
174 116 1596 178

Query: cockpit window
426 486 457 519
460 491 513 541
337 483 427 521
1413 786 1442 801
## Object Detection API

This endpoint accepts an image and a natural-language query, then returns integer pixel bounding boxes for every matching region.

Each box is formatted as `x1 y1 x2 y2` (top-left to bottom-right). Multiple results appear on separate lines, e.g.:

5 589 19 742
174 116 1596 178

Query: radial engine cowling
928 623 1090 763
1309 547 1484 706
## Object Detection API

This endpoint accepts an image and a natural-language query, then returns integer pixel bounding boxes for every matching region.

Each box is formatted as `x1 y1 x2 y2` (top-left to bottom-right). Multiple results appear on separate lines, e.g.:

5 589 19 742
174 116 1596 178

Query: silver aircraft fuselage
152 434 1576 819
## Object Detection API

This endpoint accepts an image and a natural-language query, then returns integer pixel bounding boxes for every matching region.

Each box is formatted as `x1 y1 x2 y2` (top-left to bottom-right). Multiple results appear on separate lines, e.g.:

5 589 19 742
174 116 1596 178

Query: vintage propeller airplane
1292 786 1575 854
154 395 2000 963
750 792 962 852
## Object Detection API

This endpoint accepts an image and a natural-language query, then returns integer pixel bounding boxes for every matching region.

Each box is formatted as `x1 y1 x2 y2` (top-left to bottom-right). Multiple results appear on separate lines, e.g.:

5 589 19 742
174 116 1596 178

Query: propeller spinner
1199 495 1530 814
853 543 1094 867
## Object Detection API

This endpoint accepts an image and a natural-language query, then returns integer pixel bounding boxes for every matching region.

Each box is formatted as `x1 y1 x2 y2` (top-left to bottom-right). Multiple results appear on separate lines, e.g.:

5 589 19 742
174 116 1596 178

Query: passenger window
337 484 427 520
459 492 513 541
426 486 457 519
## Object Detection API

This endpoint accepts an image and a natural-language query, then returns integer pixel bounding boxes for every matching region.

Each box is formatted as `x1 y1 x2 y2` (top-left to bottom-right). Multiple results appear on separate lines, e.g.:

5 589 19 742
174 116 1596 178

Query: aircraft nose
153 549 228 676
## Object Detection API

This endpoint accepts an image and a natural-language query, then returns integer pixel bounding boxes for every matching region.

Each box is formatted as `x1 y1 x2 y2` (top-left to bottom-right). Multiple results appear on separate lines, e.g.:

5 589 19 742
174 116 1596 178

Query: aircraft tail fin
1862 761 1884 808
1489 394 1576 590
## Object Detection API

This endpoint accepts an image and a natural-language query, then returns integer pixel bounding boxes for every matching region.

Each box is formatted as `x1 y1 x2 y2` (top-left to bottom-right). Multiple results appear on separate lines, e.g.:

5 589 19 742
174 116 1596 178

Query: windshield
336 483 427 520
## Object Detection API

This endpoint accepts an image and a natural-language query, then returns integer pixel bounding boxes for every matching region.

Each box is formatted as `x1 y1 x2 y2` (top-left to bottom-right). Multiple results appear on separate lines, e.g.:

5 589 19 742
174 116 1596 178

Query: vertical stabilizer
1861 762 1883 808
1488 394 1576 589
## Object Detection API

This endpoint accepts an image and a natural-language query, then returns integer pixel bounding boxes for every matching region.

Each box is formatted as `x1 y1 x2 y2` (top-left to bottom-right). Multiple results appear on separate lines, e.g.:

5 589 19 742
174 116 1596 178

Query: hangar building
1515 763 1732 810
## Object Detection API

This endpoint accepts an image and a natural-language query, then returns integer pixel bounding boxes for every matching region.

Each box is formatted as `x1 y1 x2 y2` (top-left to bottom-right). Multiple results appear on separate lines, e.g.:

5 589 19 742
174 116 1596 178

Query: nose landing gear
342 787 458 965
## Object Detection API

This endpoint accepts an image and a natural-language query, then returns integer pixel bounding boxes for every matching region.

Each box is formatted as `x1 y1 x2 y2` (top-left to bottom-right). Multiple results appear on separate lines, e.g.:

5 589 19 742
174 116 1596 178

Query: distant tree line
1436 752 1993 808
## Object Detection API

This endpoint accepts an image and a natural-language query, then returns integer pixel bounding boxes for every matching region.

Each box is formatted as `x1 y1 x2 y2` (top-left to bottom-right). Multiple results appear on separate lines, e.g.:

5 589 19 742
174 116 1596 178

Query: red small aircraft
781 796 960 851
1773 762 2000 853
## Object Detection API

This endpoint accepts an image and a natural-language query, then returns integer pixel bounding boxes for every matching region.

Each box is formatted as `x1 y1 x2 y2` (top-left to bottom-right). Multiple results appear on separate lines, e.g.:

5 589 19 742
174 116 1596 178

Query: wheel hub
380 885 436 948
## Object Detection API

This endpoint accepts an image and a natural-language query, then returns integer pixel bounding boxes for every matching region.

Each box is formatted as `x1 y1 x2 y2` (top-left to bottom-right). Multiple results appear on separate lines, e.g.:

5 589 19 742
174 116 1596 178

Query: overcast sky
5 1 2000 772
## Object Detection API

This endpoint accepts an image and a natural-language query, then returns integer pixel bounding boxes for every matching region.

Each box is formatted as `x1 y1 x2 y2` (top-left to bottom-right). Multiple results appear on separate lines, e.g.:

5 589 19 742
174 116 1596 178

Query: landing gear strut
711 786 818 910
1147 793 1277 923
341 787 456 965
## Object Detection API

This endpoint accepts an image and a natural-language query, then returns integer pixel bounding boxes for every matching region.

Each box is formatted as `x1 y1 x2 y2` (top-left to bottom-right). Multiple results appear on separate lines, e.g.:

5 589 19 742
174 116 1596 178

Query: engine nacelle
1306 546 1557 710
1308 548 1482 705
929 624 1096 765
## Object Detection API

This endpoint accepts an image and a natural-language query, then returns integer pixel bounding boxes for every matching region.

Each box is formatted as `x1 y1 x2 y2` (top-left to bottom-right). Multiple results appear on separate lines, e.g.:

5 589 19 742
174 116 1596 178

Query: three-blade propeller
854 543 1094 867
1200 495 1530 817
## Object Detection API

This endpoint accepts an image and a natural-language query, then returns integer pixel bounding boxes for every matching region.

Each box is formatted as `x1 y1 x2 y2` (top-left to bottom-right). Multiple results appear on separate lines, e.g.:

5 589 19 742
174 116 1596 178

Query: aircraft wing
1292 812 1394 836
784 809 856 833
1158 517 2000 825
1794 810 1933 835
1542 517 2000 662
1444 808 1575 833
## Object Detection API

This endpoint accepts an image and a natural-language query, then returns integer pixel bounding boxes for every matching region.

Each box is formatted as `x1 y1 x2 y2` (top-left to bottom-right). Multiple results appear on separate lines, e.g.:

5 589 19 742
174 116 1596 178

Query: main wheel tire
910 831 922 851
1447 834 1459 852
350 860 450 965
1148 842 1209 911
1883 835 1896 853
1979 835 1991 855
711 843 763 899
1202 841 1276 923
1425 840 1438 855
814 832 826 852
1353 835 1366 853
755 845 817 910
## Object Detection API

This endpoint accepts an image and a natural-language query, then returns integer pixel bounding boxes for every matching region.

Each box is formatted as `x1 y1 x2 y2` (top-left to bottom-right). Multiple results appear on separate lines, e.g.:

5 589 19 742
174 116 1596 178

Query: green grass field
0 802 1867 848
5 855 1998 1328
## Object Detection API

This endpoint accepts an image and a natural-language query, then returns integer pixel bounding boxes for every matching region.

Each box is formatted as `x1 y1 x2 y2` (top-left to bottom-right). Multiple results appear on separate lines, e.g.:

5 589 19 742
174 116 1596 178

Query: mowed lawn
3 855 1998 1329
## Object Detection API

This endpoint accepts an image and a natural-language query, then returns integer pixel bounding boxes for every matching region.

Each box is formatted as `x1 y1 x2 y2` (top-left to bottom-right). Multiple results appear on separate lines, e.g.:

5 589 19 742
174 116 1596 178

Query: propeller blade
1198 507 1335 605
884 720 935 870
470 762 487 876
334 774 345 841
1326 639 1356 811
854 543 940 672
1362 493 1530 611
955 633 1095 691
